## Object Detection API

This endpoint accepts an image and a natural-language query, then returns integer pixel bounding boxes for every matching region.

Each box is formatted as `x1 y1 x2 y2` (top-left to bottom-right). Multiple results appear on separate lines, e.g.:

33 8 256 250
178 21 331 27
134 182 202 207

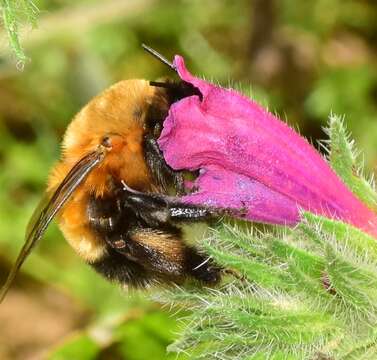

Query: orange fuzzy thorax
47 79 166 262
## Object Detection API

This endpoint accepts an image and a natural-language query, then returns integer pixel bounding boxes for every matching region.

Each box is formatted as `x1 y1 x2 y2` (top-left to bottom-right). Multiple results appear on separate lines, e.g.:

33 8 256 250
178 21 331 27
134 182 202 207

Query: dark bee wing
0 150 105 303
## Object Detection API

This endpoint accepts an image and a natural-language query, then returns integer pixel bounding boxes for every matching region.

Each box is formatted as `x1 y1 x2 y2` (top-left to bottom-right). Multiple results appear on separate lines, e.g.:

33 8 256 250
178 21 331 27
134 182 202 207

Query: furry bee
0 46 222 302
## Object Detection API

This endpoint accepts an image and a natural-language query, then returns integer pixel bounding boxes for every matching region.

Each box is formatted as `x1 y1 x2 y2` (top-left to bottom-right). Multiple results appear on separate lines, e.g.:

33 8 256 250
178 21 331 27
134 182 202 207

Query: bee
0 46 222 302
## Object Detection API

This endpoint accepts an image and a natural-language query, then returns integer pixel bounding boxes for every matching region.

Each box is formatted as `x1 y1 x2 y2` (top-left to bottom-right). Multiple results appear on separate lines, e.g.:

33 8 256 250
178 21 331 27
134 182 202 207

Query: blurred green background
0 0 376 359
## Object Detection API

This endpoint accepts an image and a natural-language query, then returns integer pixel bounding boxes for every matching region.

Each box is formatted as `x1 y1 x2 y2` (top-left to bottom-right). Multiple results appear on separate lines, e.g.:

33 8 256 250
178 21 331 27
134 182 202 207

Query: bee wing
0 150 105 303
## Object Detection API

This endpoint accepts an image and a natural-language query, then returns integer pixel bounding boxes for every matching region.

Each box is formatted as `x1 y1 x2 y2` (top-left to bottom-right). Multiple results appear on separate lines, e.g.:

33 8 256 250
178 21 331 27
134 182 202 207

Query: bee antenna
142 44 176 72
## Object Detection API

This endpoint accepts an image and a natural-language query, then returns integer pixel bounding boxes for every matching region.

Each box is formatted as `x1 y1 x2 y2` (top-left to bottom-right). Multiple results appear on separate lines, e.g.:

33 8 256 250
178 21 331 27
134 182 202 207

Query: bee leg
115 229 186 279
122 189 224 226
143 135 185 194
167 203 223 222
183 246 221 284
120 193 223 284
87 195 122 233
89 190 223 286
105 228 221 285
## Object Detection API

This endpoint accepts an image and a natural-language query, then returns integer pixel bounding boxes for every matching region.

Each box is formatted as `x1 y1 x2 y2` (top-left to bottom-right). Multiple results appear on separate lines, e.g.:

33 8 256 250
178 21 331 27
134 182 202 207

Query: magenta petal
158 56 377 238
185 165 300 225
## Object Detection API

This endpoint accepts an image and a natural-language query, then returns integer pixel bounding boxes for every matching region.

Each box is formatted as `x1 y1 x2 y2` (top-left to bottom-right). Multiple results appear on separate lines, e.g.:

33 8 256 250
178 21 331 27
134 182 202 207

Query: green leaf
340 328 377 359
302 212 377 262
115 311 183 360
0 0 39 64
47 333 100 360
203 243 288 288
162 206 377 358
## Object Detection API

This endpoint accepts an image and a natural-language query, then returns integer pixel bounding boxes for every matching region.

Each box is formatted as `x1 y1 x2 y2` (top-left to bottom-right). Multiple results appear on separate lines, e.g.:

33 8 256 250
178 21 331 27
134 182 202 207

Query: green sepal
326 114 377 209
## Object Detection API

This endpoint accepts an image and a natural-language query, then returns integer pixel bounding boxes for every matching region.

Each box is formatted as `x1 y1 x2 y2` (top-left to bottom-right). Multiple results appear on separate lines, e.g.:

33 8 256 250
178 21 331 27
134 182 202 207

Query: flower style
158 56 377 238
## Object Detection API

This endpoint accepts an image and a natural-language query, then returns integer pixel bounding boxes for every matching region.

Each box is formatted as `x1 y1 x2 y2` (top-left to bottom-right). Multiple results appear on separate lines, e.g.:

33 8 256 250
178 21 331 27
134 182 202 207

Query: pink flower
158 56 377 239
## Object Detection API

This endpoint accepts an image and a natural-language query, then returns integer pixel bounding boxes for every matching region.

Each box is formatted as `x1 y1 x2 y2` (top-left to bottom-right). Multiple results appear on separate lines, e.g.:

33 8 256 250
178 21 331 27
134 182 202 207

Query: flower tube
158 56 377 238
